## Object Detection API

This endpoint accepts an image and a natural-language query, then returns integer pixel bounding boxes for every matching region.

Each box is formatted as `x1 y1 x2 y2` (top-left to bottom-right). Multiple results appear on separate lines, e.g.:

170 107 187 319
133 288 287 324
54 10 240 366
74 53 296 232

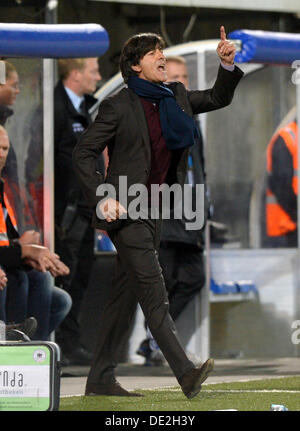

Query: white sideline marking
151 388 300 394
205 389 300 393
62 394 83 398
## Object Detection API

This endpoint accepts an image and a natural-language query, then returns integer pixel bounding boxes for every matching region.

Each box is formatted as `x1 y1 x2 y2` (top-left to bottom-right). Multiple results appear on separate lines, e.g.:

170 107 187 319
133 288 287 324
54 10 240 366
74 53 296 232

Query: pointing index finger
220 25 226 41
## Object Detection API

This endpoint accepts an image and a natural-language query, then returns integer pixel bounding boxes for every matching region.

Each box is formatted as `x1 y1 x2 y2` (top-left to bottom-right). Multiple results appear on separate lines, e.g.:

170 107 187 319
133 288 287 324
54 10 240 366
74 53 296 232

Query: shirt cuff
221 62 235 72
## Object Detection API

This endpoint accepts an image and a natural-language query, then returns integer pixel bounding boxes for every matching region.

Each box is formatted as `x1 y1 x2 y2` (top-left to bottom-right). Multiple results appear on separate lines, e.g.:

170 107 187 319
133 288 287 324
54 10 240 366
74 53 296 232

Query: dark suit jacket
160 124 208 248
54 80 105 221
72 65 244 231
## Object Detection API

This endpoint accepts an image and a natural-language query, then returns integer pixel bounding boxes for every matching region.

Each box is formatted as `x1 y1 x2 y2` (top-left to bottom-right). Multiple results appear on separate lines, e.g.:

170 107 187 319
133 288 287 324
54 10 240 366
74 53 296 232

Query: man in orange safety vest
265 119 298 247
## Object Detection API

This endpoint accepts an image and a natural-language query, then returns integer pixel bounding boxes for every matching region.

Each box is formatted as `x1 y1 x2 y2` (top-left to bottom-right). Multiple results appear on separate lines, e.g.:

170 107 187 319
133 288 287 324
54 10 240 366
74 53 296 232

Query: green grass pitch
59 376 300 411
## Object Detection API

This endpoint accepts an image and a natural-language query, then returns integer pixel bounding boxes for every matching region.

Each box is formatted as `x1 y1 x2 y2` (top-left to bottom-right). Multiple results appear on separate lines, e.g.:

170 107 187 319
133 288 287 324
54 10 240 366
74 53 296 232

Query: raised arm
187 25 243 114
187 65 243 115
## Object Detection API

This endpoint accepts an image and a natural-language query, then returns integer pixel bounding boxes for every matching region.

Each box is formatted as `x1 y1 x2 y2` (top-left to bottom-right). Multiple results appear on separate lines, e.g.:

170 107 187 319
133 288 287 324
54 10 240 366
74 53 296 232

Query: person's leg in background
55 214 93 364
0 285 7 322
141 242 205 364
25 269 53 340
46 286 72 338
67 224 95 354
3 270 39 339
5 269 29 323
167 243 205 321
24 270 71 341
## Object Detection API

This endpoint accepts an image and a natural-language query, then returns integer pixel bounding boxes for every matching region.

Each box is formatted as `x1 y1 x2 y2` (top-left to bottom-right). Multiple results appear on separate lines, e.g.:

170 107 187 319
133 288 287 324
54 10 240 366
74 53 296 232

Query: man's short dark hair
120 33 166 83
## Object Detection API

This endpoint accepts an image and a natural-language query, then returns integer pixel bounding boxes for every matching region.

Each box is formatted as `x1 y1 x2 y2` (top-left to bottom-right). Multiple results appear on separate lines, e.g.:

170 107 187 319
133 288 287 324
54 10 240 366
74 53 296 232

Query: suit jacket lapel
128 88 151 166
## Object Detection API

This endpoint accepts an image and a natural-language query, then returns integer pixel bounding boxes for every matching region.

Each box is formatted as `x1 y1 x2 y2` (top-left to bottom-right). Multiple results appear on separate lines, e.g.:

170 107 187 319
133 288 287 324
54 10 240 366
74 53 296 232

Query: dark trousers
55 213 95 352
86 218 194 387
0 269 71 340
159 241 205 321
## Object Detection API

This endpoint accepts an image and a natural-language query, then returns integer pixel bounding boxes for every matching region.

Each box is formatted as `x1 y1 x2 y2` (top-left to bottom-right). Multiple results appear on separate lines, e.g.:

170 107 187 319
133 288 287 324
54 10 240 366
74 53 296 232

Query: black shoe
179 358 214 399
6 317 37 339
85 381 144 397
64 346 93 366
6 329 30 342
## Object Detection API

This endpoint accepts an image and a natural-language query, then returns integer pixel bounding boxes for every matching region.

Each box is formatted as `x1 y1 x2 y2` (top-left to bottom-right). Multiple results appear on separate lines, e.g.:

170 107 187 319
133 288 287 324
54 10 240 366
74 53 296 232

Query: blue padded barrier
0 23 109 58
236 280 258 294
228 29 300 65
211 278 258 295
221 281 239 294
210 279 228 294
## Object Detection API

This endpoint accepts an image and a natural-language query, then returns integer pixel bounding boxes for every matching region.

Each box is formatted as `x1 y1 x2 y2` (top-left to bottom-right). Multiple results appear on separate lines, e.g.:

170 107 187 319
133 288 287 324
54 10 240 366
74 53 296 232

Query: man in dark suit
137 55 211 365
54 58 104 365
73 27 243 399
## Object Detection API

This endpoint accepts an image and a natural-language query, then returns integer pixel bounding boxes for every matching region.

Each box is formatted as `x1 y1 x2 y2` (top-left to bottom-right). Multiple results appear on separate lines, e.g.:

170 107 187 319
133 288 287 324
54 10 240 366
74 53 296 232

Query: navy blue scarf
127 76 199 150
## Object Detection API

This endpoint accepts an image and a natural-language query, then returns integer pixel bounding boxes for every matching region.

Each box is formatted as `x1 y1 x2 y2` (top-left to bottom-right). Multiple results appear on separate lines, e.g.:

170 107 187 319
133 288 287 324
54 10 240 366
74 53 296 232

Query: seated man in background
0 125 72 340
0 61 22 226
0 266 37 339
0 60 40 233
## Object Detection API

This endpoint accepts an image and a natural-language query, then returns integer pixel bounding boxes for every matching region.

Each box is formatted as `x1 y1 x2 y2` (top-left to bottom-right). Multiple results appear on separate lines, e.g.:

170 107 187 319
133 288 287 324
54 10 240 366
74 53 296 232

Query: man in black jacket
137 55 210 365
54 58 104 365
73 27 243 398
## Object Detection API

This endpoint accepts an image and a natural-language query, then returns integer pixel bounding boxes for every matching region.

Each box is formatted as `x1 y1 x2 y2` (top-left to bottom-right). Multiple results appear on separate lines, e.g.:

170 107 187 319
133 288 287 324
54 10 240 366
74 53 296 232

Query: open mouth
157 64 166 72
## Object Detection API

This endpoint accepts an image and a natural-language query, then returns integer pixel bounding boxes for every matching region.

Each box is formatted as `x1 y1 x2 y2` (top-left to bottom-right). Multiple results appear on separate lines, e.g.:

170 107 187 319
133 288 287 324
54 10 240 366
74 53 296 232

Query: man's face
166 61 189 89
0 71 20 106
0 130 9 173
76 58 102 95
132 46 167 83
